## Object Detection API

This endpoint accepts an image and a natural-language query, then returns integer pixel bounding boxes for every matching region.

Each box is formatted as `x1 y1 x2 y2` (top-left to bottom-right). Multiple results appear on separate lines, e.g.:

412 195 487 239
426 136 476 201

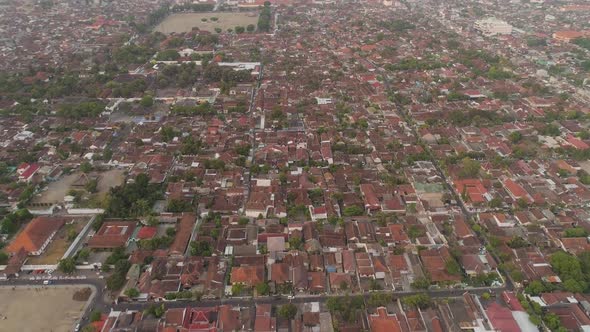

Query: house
18 163 40 182
369 307 402 332
266 236 286 252
230 265 265 287
217 305 241 331
169 213 196 257
454 179 489 204
503 179 532 203
360 184 381 213
309 205 328 221
485 302 521 332
254 304 276 332
6 217 66 255
329 272 352 292
87 221 136 250
308 271 326 293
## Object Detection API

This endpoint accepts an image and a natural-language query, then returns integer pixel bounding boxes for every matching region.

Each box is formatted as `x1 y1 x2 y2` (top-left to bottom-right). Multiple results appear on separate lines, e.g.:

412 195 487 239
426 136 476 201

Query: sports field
0 286 89 332
155 12 258 33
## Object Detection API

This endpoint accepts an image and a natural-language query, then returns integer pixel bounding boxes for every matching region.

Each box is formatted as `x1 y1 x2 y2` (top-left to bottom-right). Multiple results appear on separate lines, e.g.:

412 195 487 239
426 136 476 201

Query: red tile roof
369 307 402 332
87 221 136 249
230 265 264 286
486 302 520 332
7 217 66 254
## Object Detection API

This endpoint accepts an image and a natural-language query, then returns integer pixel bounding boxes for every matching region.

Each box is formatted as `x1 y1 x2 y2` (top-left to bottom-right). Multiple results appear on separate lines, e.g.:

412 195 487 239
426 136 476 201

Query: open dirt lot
33 169 124 207
96 169 125 193
0 286 89 332
33 173 78 204
155 12 259 33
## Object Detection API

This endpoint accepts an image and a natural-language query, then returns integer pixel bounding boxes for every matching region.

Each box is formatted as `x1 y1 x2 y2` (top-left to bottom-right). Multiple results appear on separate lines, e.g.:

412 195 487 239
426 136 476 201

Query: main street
111 284 509 312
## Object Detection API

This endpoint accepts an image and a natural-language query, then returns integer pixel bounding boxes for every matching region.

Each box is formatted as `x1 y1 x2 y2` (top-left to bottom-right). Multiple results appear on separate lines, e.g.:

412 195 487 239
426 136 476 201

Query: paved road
112 285 508 312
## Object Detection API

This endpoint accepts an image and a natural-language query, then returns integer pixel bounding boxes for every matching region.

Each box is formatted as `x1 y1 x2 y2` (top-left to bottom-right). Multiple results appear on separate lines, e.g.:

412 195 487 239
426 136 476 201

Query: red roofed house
454 179 489 204
7 217 66 255
486 302 521 332
87 221 136 250
503 179 531 203
18 163 40 183
369 307 402 332
309 205 328 222
566 134 590 150
230 265 264 287
254 304 276 332
169 213 196 257
360 184 380 214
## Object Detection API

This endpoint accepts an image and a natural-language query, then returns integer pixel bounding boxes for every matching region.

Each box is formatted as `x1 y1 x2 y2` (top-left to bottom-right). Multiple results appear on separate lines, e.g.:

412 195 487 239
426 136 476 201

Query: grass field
155 12 259 33
0 286 89 332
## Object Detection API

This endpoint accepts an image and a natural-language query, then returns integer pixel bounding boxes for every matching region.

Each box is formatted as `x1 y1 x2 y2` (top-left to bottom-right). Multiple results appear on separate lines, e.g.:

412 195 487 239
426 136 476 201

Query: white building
475 18 513 37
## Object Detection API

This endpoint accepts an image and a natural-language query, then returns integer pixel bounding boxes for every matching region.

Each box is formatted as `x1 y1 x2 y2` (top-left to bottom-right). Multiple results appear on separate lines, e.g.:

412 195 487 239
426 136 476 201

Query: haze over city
0 0 590 331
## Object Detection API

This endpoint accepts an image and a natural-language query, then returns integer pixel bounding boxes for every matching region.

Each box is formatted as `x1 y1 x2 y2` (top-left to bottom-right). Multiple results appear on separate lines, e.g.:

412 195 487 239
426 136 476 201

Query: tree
368 293 390 307
340 280 349 291
278 303 297 320
147 216 159 226
402 294 431 309
78 248 91 261
0 251 8 265
235 26 245 34
564 227 588 238
256 282 270 296
411 277 431 290
489 197 503 208
58 257 76 274
343 205 364 216
80 161 93 173
90 310 102 322
445 259 462 275
507 236 529 249
516 197 528 209
247 24 255 32
124 288 140 298
564 278 586 293
288 236 303 250
459 157 480 178
190 240 212 256
231 283 244 295
156 49 180 61
140 95 154 108
481 292 491 300
508 131 522 143
107 273 126 291
525 280 547 295
407 225 425 240
369 278 383 291
550 251 587 291
85 178 98 193
257 3 272 32
166 198 192 212
144 304 166 318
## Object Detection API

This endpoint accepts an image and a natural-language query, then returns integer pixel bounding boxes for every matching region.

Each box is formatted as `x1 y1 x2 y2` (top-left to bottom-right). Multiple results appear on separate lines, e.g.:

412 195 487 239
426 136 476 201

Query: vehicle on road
43 280 52 285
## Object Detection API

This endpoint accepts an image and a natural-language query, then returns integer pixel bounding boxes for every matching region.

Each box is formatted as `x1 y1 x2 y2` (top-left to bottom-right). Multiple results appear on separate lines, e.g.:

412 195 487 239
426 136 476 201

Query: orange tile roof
6 217 66 254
